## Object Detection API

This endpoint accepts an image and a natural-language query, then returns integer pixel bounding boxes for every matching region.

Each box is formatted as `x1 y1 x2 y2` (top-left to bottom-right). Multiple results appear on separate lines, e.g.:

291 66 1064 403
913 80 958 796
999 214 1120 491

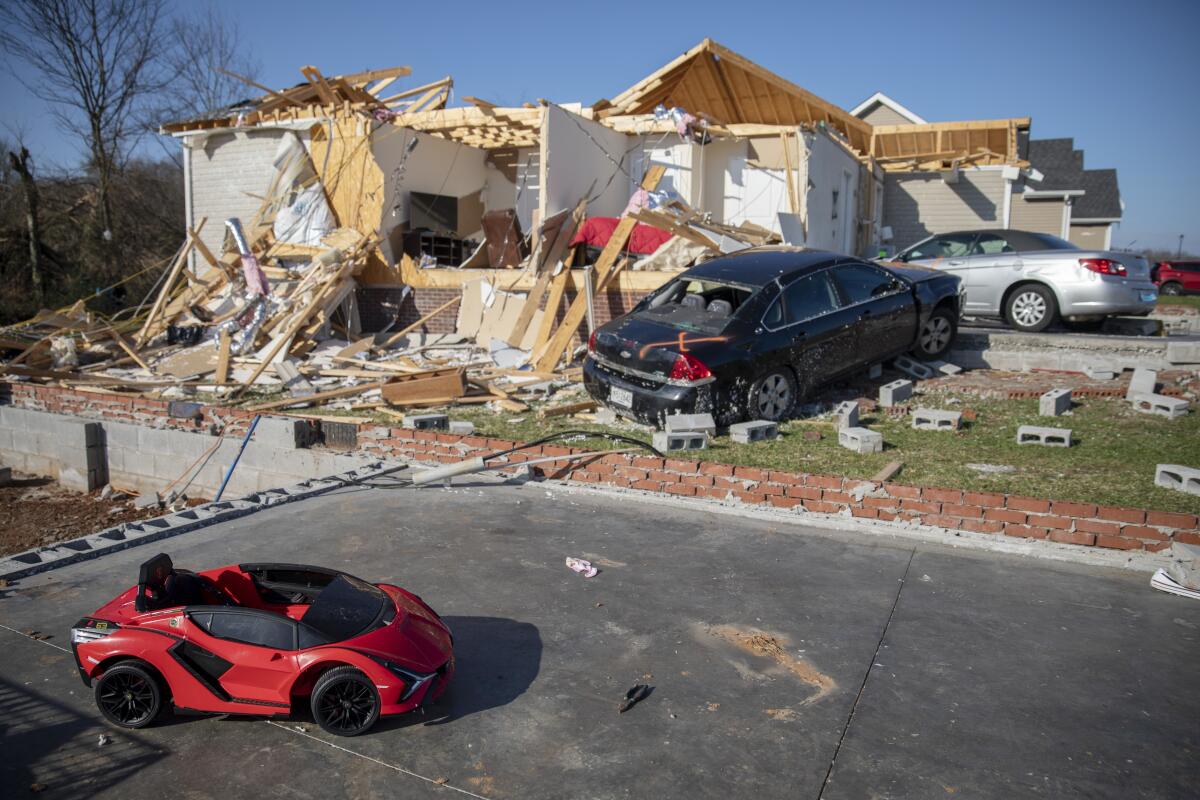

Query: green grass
1158 295 1200 310
366 389 1200 515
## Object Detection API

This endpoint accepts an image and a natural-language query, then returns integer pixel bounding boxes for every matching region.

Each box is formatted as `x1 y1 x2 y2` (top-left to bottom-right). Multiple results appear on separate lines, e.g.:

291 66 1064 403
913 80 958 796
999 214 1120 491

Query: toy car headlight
366 654 435 700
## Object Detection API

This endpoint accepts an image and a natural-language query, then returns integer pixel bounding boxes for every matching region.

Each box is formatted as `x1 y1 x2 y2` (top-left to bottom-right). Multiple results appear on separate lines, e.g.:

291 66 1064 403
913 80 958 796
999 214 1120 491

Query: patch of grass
419 390 1200 515
1158 295 1200 309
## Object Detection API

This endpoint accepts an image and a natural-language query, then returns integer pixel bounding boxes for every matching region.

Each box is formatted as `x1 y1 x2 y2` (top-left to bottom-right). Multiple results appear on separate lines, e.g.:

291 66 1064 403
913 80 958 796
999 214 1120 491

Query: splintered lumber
538 400 597 419
871 461 904 482
374 296 461 352
506 205 585 347
380 367 466 405
107 327 151 372
247 379 390 412
215 330 232 385
532 265 570 356
627 208 720 251
535 165 666 372
135 218 206 347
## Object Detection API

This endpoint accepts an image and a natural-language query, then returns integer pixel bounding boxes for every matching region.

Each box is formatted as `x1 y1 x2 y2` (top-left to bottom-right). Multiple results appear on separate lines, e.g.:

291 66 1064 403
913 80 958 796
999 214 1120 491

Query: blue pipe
214 415 260 501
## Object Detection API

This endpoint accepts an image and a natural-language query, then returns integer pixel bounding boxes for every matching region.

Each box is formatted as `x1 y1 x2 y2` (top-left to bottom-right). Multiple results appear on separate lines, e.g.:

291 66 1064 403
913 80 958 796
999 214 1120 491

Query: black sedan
583 247 963 427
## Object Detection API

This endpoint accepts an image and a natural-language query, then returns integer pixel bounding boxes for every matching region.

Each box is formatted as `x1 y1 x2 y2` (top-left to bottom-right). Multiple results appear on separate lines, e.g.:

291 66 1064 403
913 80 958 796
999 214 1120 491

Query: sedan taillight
1079 258 1126 276
668 353 712 382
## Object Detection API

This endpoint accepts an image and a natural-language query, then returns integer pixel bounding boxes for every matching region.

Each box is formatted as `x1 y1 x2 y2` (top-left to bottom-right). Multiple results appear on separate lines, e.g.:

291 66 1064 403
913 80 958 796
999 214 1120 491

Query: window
901 234 974 261
832 265 901 305
831 189 839 220
207 612 296 650
775 271 841 326
972 234 1014 255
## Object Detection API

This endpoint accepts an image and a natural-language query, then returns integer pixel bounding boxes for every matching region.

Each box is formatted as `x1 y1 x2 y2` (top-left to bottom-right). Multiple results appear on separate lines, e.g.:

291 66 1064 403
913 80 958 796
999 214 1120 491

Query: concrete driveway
1 474 1197 799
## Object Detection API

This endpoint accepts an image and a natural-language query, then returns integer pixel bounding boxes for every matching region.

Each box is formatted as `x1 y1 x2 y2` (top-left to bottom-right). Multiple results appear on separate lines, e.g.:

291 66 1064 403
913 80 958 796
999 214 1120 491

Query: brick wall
5 384 1196 553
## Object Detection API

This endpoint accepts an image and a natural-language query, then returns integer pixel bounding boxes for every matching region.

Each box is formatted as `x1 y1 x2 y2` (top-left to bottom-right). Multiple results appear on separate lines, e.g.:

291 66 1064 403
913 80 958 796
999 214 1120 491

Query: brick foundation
5 383 1197 553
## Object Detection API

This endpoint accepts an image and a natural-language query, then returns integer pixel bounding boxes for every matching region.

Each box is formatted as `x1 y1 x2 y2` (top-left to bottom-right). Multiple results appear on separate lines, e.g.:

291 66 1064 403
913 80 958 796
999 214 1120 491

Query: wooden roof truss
385 106 543 150
870 118 1030 171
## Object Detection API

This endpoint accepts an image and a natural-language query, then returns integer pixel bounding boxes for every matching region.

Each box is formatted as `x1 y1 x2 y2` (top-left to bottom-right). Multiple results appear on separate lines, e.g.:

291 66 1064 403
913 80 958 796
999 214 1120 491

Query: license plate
610 387 633 409
1140 291 1157 302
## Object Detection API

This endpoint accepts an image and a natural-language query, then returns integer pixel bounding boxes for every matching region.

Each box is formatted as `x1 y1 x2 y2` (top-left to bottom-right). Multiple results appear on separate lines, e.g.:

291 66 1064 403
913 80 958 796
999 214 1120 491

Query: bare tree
6 146 43 300
161 2 262 121
0 0 170 270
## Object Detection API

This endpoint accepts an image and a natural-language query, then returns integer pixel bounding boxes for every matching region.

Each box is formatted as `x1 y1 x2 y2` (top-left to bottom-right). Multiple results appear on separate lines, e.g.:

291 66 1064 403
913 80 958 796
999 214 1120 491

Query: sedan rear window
770 272 841 326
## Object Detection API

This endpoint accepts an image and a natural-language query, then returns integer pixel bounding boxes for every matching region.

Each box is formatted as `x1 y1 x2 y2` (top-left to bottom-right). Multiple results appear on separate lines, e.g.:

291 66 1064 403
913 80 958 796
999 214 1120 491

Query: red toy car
1152 260 1200 296
71 554 454 736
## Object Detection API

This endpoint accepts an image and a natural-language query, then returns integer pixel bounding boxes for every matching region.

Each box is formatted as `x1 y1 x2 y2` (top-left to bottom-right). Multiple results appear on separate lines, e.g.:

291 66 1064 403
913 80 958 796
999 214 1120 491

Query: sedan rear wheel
1161 282 1183 296
748 369 797 422
312 666 380 737
95 662 162 729
1005 284 1057 333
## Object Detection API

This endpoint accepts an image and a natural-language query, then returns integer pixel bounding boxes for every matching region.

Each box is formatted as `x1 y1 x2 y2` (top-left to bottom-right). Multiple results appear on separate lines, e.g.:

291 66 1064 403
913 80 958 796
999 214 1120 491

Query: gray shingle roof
1026 138 1121 221
1073 169 1121 220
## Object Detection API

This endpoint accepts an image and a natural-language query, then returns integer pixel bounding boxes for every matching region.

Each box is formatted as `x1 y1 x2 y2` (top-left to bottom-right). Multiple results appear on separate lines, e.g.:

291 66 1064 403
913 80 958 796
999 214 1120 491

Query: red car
71 554 454 736
1152 261 1200 296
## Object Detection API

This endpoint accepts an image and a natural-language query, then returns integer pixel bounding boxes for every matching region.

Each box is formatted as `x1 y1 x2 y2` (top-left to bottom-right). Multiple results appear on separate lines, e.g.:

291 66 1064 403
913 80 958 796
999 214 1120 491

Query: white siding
883 169 1007 250
860 103 912 126
186 129 290 261
802 130 860 253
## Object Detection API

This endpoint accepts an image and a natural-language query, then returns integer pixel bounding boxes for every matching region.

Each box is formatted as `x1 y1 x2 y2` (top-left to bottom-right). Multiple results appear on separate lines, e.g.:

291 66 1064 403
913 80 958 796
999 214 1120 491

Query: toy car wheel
312 666 380 736
1005 284 1057 332
95 662 163 729
748 369 797 421
912 307 956 360
1161 281 1183 296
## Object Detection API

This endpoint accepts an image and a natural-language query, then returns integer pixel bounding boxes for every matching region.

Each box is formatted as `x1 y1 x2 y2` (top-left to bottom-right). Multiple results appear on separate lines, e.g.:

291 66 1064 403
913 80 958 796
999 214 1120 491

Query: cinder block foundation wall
2 383 1197 552
0 401 369 499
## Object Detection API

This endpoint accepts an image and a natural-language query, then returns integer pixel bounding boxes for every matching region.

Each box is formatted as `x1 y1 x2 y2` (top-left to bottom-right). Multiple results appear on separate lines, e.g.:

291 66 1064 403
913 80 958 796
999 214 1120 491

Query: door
189 610 298 707
830 263 917 363
765 270 859 391
964 232 1023 313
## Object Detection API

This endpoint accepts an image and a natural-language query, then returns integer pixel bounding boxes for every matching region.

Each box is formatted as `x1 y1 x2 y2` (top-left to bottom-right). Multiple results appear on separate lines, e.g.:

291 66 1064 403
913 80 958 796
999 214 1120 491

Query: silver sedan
889 229 1157 332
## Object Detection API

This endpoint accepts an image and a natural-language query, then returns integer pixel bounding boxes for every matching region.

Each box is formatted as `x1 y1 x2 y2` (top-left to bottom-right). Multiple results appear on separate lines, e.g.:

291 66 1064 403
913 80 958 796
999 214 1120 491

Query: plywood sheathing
386 106 543 150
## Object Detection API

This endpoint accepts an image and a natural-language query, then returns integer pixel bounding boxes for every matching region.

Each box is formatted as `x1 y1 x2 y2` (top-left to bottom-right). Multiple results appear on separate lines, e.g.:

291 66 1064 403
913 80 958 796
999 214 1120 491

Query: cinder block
879 379 913 407
1131 393 1190 419
1101 317 1162 337
448 421 475 435
1166 341 1200 365
1125 368 1157 401
838 427 883 454
893 355 935 380
1083 366 1115 380
254 416 306 449
402 413 449 430
653 430 708 452
0 466 11 486
664 413 716 436
729 420 779 444
929 360 962 376
1166 541 1200 591
1039 388 1072 417
1016 425 1072 447
911 408 962 431
833 400 859 430
1156 464 1200 496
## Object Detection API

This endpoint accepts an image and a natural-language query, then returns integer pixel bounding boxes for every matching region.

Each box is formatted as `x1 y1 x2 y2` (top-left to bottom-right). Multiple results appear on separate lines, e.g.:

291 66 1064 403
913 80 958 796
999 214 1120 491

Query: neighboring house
849 91 927 126
1011 139 1122 249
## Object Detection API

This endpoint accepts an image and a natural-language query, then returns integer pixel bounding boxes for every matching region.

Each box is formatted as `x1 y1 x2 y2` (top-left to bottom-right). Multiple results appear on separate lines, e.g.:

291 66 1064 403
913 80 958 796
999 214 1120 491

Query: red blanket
570 217 672 255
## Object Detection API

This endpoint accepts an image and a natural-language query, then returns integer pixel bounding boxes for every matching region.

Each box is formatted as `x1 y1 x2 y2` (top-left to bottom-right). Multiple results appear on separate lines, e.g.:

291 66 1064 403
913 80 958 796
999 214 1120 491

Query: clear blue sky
3 0 1197 252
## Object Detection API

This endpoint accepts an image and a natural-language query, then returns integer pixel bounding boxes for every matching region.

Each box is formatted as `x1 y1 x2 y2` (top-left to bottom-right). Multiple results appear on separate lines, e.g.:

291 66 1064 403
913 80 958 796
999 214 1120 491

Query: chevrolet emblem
620 350 632 358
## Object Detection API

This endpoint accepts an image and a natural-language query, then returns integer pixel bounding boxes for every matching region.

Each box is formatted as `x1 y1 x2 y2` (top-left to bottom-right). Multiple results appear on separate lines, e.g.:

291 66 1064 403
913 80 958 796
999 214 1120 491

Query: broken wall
883 168 1007 252
541 104 629 220
801 129 861 254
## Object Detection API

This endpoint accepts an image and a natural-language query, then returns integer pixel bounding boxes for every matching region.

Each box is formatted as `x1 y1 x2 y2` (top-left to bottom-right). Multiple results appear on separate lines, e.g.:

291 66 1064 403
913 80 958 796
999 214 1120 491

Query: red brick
767 470 806 486
665 483 696 497
985 508 1027 524
900 499 941 514
682 474 714 487
924 488 963 504
769 496 804 509
876 510 899 521
734 490 768 505
759 483 786 496
699 462 734 477
631 480 664 492
1096 535 1142 551
1176 531 1200 546
733 466 767 481
851 507 879 519
1004 524 1050 540
1049 530 1096 546
942 503 984 519
786 486 823 501
863 496 899 510
700 486 731 500
822 490 853 504
646 470 673 483
1008 496 1051 513
713 477 742 491
1096 506 1146 525
615 466 649 481
964 491 1006 508
1146 510 1199 530
922 514 960 529
633 456 665 470
1074 519 1121 536
807 475 844 490
958 518 1004 534
1144 541 1173 553
664 458 700 475
1026 514 1071 530
884 483 922 500
803 500 842 514
1051 500 1098 518
1121 525 1170 541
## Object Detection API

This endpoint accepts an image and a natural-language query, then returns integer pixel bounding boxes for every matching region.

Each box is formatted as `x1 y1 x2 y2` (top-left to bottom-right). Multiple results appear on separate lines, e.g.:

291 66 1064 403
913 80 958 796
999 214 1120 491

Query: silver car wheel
1011 291 1047 327
920 316 952 353
756 374 791 418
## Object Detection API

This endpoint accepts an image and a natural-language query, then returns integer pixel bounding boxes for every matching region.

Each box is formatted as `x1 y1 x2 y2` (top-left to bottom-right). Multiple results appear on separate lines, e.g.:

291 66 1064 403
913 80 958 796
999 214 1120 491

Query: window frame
188 607 301 651
900 233 978 262
829 263 908 309
760 268 843 332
